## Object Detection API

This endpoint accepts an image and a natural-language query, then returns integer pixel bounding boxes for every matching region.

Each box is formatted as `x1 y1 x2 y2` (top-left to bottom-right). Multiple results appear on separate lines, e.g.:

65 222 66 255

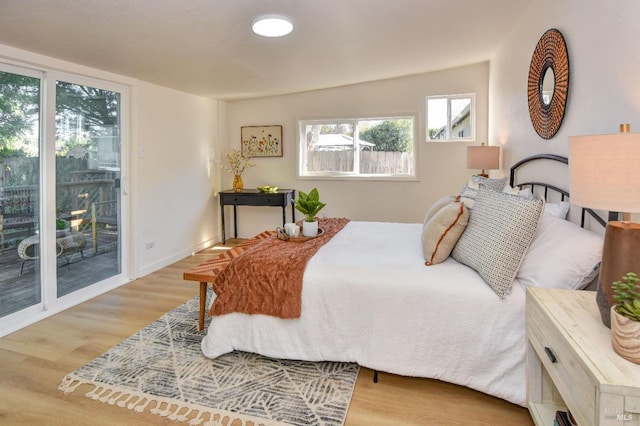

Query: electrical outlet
139 147 146 158
145 241 156 249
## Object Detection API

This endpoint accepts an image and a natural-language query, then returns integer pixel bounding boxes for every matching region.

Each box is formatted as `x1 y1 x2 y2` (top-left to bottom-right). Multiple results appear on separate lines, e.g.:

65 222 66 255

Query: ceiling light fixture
252 15 293 38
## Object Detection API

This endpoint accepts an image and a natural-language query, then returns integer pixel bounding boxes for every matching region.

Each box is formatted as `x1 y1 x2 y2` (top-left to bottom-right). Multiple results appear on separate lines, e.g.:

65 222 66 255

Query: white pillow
452 186 545 298
460 176 508 208
502 184 534 200
517 214 603 290
544 201 570 219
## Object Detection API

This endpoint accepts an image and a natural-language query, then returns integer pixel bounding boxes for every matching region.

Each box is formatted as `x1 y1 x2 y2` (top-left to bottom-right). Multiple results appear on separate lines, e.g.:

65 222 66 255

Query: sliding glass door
55 81 122 297
0 66 42 318
0 63 127 335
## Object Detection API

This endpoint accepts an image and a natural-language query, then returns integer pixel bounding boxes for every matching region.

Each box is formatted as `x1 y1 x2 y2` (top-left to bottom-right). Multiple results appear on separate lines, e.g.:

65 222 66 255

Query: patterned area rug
59 294 359 426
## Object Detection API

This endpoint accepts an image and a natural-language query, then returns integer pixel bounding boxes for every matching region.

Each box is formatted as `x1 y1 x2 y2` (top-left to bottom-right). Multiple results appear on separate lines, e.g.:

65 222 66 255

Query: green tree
55 82 120 129
55 82 120 155
0 72 40 157
0 75 120 158
360 119 412 152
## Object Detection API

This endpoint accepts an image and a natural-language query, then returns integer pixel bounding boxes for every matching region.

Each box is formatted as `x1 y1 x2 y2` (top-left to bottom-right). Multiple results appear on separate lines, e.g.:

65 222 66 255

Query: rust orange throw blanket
210 217 350 319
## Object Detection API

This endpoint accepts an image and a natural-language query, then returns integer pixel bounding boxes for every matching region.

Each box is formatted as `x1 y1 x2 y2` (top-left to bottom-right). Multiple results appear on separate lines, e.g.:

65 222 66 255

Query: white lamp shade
569 132 640 213
466 145 500 170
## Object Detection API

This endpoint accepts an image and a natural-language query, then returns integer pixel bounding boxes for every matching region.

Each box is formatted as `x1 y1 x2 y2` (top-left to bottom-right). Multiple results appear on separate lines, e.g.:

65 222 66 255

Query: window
298 116 416 179
426 94 475 142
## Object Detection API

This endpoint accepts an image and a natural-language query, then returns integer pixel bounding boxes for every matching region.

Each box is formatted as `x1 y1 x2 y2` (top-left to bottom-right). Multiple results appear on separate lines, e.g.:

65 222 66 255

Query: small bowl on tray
257 185 278 193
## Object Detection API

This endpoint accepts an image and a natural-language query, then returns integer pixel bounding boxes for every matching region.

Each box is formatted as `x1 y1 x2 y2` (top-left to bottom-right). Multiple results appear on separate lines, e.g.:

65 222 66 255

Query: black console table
219 189 295 244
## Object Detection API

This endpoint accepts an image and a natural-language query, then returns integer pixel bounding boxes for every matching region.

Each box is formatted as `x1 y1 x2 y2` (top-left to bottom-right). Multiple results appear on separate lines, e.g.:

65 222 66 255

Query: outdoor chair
17 232 87 275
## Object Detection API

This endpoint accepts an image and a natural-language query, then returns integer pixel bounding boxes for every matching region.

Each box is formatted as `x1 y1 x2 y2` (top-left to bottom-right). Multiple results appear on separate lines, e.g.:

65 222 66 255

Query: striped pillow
423 201 469 266
422 195 458 231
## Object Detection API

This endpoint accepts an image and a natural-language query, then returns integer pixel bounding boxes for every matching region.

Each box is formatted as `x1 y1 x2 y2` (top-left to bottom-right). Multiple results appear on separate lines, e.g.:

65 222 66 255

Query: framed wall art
241 125 283 157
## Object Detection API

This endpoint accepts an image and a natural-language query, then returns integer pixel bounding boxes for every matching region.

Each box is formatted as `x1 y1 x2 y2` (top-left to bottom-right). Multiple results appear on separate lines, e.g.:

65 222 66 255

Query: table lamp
467 143 500 177
569 124 640 327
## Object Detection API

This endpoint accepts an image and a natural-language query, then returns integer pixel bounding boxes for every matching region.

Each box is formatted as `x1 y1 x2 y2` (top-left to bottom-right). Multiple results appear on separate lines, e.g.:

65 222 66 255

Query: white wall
132 83 219 276
223 62 489 238
0 43 220 280
490 0 640 167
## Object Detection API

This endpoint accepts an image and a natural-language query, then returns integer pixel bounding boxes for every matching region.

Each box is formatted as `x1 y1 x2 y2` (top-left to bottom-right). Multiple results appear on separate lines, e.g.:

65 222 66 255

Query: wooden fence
0 171 118 250
306 151 414 175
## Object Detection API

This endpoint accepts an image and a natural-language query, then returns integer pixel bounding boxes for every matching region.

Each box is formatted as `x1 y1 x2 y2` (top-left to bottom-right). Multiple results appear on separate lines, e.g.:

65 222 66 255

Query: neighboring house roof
452 104 471 128
66 145 89 159
314 134 375 151
433 104 471 139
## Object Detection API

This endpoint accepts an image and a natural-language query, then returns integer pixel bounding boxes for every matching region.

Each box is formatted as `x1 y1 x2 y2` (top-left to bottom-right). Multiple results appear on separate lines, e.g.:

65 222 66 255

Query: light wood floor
0 242 534 425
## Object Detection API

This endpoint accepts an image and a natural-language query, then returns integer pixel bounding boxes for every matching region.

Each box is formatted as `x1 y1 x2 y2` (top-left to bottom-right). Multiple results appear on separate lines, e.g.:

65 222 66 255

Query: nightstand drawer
220 193 284 206
627 396 640 414
528 296 596 425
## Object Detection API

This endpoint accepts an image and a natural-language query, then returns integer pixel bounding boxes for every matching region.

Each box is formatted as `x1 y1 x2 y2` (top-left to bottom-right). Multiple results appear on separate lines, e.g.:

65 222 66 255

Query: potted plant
56 218 69 237
36 218 69 237
611 272 640 364
294 188 326 237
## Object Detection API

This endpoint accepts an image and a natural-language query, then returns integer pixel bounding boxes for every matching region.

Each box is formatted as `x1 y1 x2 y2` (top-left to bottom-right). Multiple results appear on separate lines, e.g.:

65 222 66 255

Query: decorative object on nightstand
294 188 326 237
569 124 640 327
611 272 640 364
221 148 256 192
257 185 278 193
466 143 499 177
232 175 243 192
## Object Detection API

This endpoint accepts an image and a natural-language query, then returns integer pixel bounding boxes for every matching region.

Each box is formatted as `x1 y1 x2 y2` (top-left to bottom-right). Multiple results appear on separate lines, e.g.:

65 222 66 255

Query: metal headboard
509 154 607 228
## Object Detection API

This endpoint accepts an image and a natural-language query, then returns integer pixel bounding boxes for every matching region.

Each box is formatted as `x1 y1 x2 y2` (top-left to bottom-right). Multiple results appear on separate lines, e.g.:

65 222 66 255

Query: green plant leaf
613 272 640 322
294 188 325 221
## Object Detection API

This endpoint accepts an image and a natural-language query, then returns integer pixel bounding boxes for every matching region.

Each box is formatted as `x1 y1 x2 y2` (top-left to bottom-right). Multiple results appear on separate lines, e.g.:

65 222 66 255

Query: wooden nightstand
527 287 640 426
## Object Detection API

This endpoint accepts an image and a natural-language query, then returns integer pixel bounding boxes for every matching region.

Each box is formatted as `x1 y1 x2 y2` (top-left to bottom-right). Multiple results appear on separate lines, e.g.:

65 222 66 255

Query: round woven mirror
527 29 569 139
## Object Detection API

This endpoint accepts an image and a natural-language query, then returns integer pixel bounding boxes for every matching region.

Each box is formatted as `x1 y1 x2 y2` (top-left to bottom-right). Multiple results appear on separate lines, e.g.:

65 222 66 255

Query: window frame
297 114 418 181
426 93 476 142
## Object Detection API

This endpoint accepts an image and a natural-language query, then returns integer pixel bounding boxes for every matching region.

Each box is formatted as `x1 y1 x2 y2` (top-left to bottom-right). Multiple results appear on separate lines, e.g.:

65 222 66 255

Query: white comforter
201 221 527 406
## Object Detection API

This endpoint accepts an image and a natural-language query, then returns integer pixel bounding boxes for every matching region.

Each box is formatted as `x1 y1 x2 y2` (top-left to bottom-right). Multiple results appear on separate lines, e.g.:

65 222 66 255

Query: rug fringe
59 374 280 426
58 375 84 394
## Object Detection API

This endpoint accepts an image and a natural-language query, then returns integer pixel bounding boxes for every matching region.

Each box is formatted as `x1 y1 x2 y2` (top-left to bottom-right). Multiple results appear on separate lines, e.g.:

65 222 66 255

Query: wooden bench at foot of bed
183 231 274 330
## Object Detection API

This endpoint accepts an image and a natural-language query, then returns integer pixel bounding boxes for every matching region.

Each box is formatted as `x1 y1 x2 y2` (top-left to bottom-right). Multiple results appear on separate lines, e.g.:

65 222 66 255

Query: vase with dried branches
221 149 255 192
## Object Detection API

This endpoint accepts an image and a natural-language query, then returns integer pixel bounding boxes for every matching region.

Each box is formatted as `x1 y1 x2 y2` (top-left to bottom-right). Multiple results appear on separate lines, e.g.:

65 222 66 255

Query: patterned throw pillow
422 201 469 265
452 186 544 298
459 175 508 208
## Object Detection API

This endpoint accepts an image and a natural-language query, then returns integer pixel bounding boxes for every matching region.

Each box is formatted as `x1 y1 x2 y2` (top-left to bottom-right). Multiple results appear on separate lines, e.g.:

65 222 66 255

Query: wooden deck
0 230 119 318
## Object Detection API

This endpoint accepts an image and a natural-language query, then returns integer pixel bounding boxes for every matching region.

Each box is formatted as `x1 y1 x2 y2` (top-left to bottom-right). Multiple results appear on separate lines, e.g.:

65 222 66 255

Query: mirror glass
541 66 555 106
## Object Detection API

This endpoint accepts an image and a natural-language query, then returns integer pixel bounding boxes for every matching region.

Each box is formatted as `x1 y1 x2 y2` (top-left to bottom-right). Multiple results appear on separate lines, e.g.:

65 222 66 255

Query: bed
200 154 606 407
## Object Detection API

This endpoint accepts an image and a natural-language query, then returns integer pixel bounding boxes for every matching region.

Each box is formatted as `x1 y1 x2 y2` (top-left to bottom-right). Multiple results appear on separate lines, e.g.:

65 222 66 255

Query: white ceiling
0 0 532 101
